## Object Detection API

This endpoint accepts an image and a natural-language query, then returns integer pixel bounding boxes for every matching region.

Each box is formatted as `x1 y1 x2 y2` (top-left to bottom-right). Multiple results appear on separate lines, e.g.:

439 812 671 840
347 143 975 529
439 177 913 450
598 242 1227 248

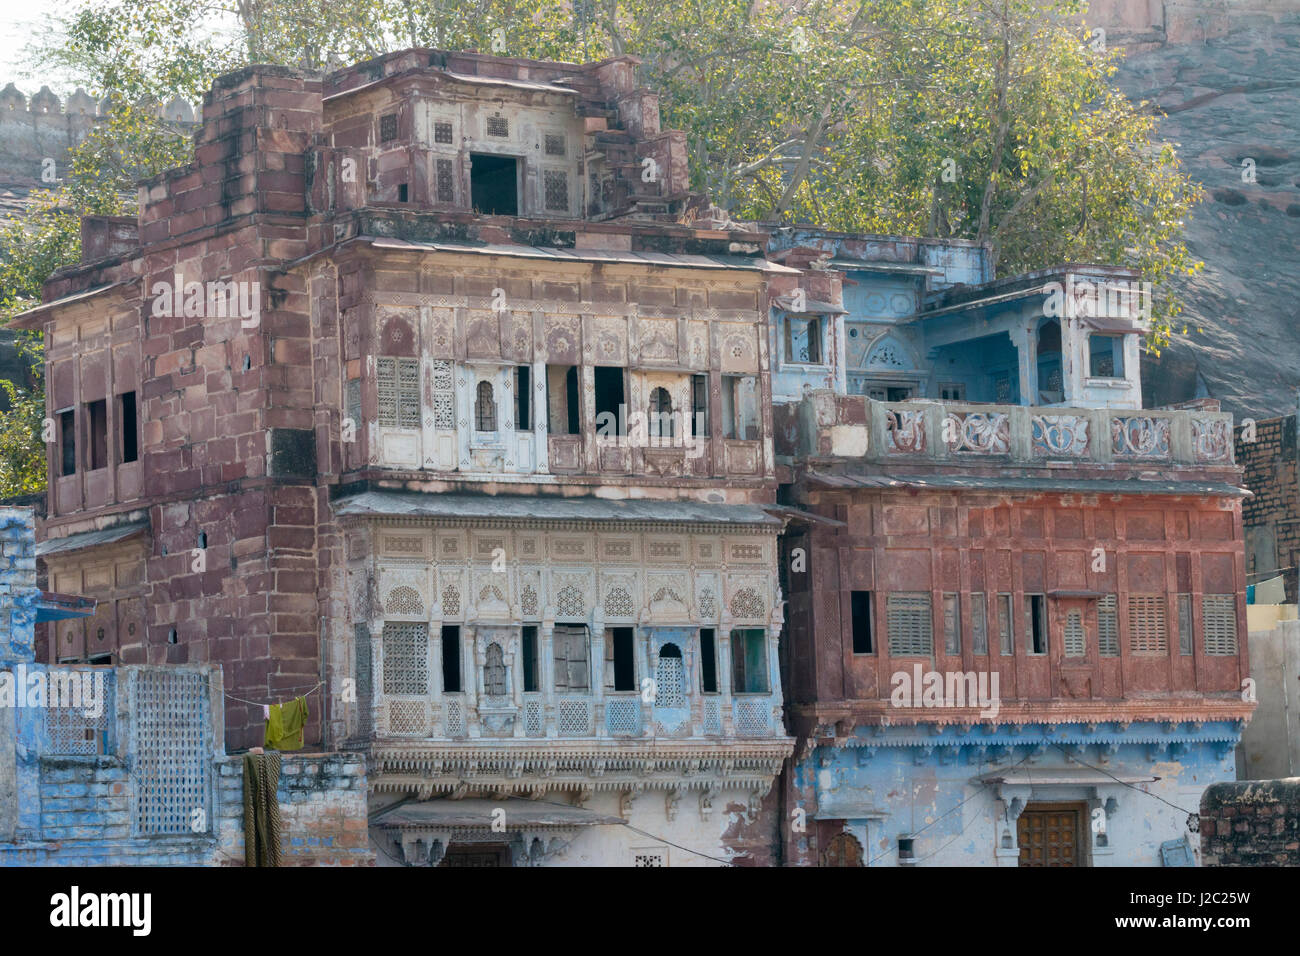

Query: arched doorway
820 832 864 867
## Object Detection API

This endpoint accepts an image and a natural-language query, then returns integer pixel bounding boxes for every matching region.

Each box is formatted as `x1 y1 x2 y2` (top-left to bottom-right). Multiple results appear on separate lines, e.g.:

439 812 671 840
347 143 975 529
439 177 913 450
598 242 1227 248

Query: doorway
1017 801 1086 867
470 154 519 216
440 842 511 867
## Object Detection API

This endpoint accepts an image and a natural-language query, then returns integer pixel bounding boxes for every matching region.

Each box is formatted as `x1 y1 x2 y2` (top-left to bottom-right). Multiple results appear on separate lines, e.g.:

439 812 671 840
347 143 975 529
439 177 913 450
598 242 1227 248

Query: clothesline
225 681 324 708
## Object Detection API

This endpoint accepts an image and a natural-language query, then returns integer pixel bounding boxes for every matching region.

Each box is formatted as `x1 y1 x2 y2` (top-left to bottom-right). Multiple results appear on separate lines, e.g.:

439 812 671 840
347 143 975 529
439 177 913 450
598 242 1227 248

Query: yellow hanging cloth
264 696 308 751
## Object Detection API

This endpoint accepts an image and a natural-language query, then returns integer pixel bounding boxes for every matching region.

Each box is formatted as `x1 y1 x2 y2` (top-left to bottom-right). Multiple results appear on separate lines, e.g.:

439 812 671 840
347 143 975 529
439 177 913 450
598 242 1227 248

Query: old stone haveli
770 228 1252 867
13 49 794 866
10 45 1256 868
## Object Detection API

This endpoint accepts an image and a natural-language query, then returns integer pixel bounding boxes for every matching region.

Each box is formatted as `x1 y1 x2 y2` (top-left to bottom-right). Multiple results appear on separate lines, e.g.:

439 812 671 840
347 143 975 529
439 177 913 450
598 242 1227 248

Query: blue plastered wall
787 720 1242 866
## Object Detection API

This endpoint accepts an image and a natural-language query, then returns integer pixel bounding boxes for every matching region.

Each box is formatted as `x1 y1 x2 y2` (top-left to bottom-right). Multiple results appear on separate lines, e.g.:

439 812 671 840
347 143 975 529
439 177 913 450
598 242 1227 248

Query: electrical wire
1051 743 1197 816
867 750 1032 866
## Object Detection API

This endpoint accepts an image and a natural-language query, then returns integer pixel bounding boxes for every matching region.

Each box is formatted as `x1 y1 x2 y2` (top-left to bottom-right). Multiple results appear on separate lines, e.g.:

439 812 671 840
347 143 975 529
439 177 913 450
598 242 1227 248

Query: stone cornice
367 737 795 795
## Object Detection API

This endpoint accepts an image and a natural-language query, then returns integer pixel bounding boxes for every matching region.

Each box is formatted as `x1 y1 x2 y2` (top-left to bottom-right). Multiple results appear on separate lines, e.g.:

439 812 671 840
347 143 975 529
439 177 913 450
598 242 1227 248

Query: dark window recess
544 133 566 156
851 591 873 654
436 158 455 203
515 366 531 430
379 113 398 143
486 114 509 137
397 183 408 203
699 628 718 693
594 366 625 429
434 121 454 144
470 153 518 216
691 374 709 438
565 367 580 433
940 383 966 401
547 365 580 434
119 392 138 463
731 628 769 693
610 627 635 691
544 170 568 211
522 625 539 692
442 625 462 692
1027 594 1048 655
86 399 107 470
59 409 75 476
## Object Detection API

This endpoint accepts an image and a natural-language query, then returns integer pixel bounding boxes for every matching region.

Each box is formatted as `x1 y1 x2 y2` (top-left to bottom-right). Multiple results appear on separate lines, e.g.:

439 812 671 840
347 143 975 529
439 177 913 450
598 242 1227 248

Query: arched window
483 642 507 696
475 380 497 432
656 642 684 707
648 387 674 439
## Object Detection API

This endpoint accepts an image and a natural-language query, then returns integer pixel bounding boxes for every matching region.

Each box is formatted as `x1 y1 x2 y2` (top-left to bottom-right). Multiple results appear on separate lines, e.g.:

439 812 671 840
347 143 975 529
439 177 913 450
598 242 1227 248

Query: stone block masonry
1235 414 1300 602
214 753 374 866
1200 777 1300 866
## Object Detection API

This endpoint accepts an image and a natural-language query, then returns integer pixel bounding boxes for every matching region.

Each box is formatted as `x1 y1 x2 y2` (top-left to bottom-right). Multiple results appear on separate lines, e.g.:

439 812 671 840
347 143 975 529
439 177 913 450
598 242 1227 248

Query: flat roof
801 472 1249 498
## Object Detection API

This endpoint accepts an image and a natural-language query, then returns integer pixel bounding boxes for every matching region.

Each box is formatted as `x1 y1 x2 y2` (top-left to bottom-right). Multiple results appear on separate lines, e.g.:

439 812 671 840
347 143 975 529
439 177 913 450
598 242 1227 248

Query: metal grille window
544 132 566 156
942 593 961 654
1064 610 1086 657
971 593 989 655
1202 595 1238 655
380 113 398 142
1178 593 1194 655
486 114 508 137
997 594 1013 655
382 621 429 695
377 357 420 428
544 170 568 211
1128 594 1168 653
475 380 497 432
1098 595 1119 656
132 670 210 836
434 121 454 144
436 158 455 203
887 593 933 656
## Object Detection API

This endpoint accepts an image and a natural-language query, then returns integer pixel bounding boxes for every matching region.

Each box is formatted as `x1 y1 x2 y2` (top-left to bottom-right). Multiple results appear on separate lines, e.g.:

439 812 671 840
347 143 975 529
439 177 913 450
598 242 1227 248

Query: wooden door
1017 802 1086 867
440 843 510 867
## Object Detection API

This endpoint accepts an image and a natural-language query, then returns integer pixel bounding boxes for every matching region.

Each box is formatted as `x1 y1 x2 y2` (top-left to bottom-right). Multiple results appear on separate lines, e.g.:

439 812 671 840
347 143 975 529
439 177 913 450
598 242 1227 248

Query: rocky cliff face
1088 3 1300 419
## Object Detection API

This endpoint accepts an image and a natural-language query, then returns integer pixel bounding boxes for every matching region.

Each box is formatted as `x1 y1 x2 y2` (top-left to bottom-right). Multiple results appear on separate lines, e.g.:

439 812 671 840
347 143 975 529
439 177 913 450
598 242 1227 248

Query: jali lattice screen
131 669 211 836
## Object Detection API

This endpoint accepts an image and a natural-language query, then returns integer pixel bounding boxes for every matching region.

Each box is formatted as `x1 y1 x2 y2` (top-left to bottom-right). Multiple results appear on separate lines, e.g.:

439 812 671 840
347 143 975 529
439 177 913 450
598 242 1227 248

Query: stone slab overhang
788 701 1255 736
7 279 137 331
975 768 1156 786
799 471 1250 498
366 738 795 796
371 797 624 830
353 235 802 273
333 490 784 531
773 294 848 315
35 591 96 623
35 519 150 557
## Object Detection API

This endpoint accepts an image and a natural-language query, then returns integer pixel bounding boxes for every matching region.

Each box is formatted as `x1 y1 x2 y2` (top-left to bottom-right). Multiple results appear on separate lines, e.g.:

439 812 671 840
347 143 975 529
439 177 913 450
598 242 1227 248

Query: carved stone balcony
794 391 1236 470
